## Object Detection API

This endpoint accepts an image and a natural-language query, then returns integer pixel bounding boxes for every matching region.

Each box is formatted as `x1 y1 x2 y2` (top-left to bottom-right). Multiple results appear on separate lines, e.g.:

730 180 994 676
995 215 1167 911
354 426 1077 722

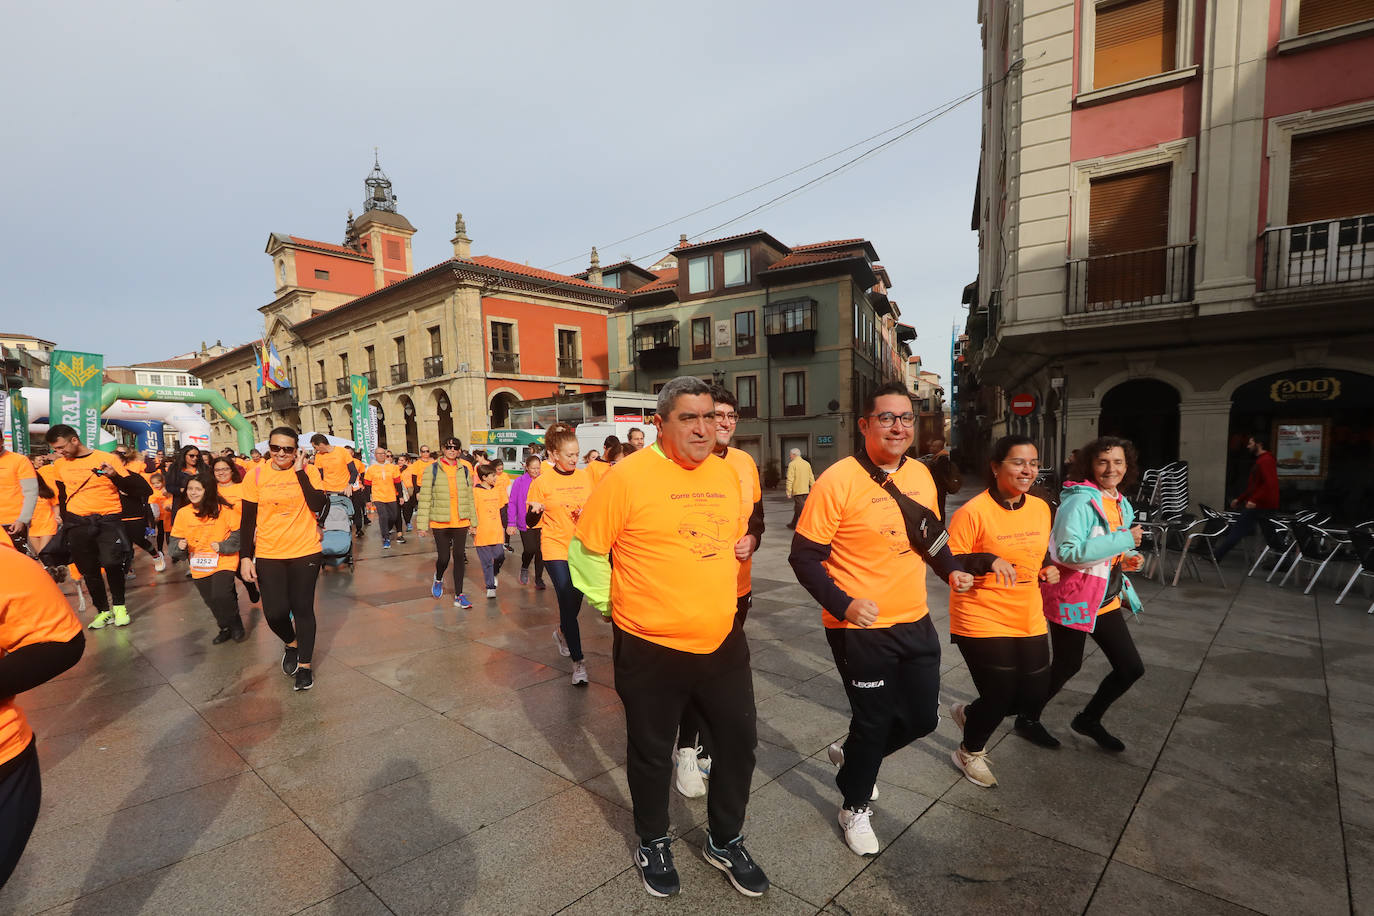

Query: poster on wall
1273 420 1328 479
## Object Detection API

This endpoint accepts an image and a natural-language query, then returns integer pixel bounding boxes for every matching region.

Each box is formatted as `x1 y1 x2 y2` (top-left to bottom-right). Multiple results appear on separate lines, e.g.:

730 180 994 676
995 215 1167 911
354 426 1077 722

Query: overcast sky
1 0 981 387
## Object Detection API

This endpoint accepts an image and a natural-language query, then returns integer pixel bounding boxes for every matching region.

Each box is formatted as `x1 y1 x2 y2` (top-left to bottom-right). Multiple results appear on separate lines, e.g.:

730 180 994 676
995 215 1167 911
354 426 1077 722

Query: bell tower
352 150 417 289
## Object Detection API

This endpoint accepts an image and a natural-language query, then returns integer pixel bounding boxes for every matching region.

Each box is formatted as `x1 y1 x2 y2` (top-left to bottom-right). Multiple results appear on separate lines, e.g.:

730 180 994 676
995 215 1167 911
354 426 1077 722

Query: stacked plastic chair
1171 505 1230 587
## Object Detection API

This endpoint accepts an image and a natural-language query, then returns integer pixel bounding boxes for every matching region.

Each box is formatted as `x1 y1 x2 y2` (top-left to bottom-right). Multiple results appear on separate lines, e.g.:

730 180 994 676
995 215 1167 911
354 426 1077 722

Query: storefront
1228 369 1374 521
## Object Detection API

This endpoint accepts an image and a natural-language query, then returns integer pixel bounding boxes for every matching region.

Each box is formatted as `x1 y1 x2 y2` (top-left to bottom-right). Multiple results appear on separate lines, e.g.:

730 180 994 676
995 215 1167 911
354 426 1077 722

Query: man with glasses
788 382 973 856
673 385 763 800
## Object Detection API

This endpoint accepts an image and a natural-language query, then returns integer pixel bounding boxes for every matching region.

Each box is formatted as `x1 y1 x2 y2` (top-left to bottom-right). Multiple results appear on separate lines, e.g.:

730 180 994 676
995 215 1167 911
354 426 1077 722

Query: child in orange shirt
148 473 174 557
472 464 509 598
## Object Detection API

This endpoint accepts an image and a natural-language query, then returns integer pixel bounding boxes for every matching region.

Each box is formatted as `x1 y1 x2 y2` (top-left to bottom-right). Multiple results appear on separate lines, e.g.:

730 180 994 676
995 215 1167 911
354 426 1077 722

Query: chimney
679 233 688 248
451 212 471 259
587 247 602 286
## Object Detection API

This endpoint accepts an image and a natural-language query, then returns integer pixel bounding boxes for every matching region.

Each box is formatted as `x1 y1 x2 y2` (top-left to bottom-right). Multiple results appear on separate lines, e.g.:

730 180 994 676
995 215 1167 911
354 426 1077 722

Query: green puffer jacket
416 460 475 528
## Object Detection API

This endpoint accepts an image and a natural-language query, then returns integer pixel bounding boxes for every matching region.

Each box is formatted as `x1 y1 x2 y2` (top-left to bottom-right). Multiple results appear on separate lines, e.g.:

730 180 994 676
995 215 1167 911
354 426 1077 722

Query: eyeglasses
268 444 297 454
443 445 460 451
713 412 739 423
1002 458 1041 469
867 412 916 429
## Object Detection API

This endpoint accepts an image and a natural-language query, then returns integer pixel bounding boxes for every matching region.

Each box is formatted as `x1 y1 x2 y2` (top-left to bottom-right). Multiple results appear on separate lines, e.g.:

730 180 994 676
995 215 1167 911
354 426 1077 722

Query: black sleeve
788 532 854 624
347 462 359 485
0 632 85 698
218 529 241 554
113 472 152 498
239 500 259 559
959 552 1001 576
297 470 327 513
746 498 765 545
526 506 544 528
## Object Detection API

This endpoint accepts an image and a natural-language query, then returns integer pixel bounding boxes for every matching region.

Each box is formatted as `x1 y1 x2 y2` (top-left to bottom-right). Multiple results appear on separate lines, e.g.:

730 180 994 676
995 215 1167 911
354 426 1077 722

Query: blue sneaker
430 578 443 599
455 594 473 609
382 540 392 549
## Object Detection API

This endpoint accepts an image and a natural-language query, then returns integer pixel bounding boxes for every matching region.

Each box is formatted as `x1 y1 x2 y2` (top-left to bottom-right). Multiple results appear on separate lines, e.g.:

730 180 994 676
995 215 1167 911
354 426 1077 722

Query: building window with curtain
691 317 711 360
782 371 806 416
737 375 758 418
734 310 756 355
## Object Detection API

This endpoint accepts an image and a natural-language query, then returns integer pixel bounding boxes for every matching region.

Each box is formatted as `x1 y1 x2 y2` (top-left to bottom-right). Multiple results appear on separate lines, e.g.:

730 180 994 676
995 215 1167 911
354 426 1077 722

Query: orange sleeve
573 469 630 555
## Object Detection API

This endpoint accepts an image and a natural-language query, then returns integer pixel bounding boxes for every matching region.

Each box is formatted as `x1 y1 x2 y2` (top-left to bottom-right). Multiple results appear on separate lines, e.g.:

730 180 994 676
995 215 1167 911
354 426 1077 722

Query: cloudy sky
2 0 982 386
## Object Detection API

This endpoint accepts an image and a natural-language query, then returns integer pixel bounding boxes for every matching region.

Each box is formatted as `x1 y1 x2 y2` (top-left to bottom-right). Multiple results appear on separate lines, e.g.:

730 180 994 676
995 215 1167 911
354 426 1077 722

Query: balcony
1066 244 1195 314
362 370 377 389
269 388 298 410
764 297 818 356
313 382 327 400
243 397 255 412
1261 215 1374 293
557 357 582 378
491 351 519 374
634 321 680 371
739 404 758 420
335 377 351 396
423 355 444 378
390 363 409 385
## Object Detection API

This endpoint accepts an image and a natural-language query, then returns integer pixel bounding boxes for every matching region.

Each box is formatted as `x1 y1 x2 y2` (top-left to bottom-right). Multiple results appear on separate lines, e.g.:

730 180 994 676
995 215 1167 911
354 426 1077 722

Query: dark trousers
375 502 401 540
614 624 756 843
953 633 1052 752
826 616 941 809
65 514 127 612
256 554 321 665
545 560 585 662
1047 610 1144 721
678 594 752 753
519 528 544 583
350 491 368 535
476 544 505 588
788 494 807 528
0 738 41 889
1213 507 1270 560
193 569 243 631
121 519 157 569
400 496 417 528
433 527 469 595
154 520 166 554
499 505 510 546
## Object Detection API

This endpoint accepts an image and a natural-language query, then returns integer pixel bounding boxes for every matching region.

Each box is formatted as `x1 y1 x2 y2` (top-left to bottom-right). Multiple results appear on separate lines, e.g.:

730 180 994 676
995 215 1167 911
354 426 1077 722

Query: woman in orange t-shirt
527 428 594 686
239 427 327 691
945 435 1061 789
210 456 260 605
171 477 245 644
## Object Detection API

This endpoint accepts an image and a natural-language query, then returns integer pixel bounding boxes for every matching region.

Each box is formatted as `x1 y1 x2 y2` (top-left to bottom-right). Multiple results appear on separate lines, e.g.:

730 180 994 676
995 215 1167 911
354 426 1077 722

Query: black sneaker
294 667 314 691
635 837 679 898
281 645 299 676
703 833 768 897
212 628 233 645
1072 712 1125 752
1014 716 1062 748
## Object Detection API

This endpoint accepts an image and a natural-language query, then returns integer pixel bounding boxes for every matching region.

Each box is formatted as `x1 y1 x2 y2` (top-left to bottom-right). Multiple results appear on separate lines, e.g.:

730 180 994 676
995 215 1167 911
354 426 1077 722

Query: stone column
1177 392 1233 510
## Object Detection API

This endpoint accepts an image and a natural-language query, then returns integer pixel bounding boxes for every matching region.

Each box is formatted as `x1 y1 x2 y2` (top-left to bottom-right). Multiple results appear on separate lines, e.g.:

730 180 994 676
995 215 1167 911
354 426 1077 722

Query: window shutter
1288 122 1374 224
1087 166 1172 304
1094 0 1178 88
1297 0 1374 35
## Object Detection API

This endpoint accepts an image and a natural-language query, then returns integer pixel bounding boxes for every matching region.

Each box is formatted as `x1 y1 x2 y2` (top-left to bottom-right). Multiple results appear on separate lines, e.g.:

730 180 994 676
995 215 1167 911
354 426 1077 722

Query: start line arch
101 383 254 454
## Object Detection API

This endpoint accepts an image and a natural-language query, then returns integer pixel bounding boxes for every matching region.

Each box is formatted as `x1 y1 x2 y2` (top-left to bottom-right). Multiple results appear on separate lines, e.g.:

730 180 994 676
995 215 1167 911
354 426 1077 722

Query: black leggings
519 528 544 582
0 738 41 888
121 520 157 572
66 515 127 612
953 633 1052 752
255 554 321 665
433 527 469 595
1047 609 1145 721
193 569 242 631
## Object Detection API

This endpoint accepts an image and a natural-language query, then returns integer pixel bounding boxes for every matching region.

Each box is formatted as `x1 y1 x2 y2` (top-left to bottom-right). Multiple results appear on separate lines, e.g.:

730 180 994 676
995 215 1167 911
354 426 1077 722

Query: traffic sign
1010 393 1037 416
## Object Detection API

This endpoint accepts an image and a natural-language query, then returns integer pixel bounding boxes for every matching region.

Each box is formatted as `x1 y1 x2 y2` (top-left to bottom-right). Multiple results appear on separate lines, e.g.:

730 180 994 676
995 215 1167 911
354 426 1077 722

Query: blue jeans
545 560 585 662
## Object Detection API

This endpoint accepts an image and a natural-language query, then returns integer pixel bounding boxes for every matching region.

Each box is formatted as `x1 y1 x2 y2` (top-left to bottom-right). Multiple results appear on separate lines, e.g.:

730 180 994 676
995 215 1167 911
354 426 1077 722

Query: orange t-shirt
0 546 84 766
585 460 613 489
171 504 241 577
0 450 37 523
717 448 762 598
149 489 174 526
217 481 244 509
472 484 508 547
1099 495 1125 614
575 446 743 654
428 461 472 529
28 496 59 538
52 451 125 517
313 448 353 493
241 465 321 560
366 463 403 503
407 457 435 488
947 490 1052 638
796 455 940 630
528 467 592 562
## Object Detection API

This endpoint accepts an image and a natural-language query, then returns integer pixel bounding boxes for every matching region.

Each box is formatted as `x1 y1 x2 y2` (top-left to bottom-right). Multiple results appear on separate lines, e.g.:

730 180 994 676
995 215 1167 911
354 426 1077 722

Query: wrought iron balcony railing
1262 215 1374 291
335 377 351 396
491 351 519 373
423 355 444 378
390 363 408 385
557 357 582 378
1066 243 1195 313
313 382 327 400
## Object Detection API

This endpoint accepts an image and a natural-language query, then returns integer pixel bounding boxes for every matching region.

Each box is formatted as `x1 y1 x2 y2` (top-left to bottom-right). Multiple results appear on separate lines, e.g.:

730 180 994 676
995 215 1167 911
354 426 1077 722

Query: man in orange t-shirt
0 442 38 543
0 544 86 886
44 424 141 628
788 382 973 857
569 377 767 899
309 435 357 495
365 449 406 547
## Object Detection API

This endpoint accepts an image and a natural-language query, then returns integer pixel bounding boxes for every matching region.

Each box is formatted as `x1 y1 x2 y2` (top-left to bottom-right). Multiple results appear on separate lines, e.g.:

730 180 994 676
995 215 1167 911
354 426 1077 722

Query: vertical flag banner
0 389 8 450
10 393 29 454
253 346 266 391
350 374 374 456
52 350 106 449
267 342 291 389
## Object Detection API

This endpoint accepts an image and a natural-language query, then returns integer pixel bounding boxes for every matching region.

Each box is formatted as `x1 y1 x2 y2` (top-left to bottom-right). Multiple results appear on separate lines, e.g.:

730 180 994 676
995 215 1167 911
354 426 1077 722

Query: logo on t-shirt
677 510 731 558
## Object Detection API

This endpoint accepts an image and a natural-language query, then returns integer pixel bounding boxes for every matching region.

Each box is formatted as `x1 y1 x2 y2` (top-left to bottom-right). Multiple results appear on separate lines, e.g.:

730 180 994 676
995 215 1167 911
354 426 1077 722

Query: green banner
52 350 106 450
10 392 28 455
349 374 374 457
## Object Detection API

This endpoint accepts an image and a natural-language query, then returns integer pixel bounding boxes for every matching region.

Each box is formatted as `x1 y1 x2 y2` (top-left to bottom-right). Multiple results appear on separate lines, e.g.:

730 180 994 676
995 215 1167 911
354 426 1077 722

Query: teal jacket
1044 480 1142 621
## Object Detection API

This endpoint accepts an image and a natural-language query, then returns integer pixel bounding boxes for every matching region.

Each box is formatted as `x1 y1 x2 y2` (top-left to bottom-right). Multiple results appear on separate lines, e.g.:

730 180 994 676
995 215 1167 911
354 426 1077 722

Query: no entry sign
1010 393 1037 416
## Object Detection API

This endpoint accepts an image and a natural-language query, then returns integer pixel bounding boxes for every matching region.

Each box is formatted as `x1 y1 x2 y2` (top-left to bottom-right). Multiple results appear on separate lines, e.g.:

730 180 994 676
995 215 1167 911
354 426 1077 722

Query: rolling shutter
1094 0 1179 89
1297 0 1374 35
1087 167 1171 304
1288 122 1374 223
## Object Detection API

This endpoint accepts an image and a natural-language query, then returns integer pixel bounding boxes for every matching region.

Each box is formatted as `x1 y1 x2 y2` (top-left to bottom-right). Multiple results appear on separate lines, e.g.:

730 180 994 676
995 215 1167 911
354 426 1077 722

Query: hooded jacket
1040 480 1141 631
416 460 475 528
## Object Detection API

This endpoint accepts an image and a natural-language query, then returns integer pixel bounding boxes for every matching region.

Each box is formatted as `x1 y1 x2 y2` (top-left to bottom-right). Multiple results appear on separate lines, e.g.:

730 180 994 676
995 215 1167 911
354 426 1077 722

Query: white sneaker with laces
674 747 706 798
571 660 589 686
825 741 879 799
553 628 570 657
697 754 712 779
153 553 166 572
838 805 880 855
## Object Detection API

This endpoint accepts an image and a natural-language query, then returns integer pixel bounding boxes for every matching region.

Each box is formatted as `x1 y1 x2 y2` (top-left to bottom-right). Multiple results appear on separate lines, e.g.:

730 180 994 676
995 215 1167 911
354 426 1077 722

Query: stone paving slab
3 494 1367 914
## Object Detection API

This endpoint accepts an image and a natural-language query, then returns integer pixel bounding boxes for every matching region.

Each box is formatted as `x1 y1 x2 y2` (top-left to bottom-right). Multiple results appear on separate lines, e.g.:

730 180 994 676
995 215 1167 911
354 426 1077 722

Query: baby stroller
321 492 355 570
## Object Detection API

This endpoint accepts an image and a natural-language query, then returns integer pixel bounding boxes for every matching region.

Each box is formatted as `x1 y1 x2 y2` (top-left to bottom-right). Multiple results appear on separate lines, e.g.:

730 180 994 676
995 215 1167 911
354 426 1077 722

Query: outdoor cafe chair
1249 516 1297 582
1171 505 1228 588
1278 521 1356 595
1334 523 1374 614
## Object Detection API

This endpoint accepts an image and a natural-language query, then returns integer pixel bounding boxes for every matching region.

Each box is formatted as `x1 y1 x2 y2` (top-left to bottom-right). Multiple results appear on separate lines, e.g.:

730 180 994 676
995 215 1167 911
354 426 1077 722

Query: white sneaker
674 747 706 798
951 744 998 788
553 627 570 657
153 553 166 572
825 741 879 800
571 660 589 686
950 702 968 731
697 754 712 779
838 805 880 855
485 587 496 598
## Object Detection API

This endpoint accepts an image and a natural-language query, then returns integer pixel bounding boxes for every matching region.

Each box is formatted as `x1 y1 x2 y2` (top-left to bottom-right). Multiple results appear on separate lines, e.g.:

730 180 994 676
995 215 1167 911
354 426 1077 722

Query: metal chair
1335 523 1374 614
1279 522 1355 595
1248 516 1296 582
1171 505 1228 587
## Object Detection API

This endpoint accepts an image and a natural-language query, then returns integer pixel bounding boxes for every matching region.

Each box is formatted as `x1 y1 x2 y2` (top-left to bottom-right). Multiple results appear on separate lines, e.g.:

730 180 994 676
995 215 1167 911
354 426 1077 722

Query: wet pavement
3 493 1370 915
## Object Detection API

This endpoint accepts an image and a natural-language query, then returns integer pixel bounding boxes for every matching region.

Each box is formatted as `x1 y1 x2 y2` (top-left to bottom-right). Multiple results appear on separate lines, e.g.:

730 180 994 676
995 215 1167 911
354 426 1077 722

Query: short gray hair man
656 376 713 417
789 448 801 458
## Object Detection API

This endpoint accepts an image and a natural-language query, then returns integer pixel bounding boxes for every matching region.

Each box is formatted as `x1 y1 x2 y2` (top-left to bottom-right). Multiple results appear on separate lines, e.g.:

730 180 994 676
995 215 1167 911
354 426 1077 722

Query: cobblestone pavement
3 492 1370 915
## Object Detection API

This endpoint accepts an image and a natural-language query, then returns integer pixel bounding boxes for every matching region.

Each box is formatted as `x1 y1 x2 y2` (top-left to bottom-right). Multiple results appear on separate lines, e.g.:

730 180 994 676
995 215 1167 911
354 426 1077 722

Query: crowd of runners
0 377 1150 898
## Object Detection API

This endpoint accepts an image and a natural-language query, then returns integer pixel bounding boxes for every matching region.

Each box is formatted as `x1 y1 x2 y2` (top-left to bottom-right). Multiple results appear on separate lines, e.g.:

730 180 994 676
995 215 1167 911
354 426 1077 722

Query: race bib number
190 551 219 571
